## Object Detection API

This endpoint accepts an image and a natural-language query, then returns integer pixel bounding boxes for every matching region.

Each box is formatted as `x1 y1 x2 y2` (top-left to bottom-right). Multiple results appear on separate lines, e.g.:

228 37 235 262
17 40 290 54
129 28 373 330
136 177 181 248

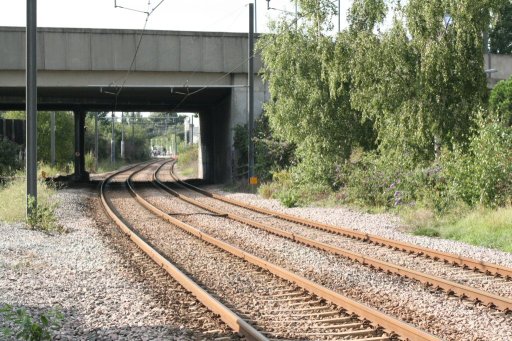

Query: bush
26 195 64 234
489 77 512 127
343 151 427 208
0 138 21 176
438 112 512 208
85 151 96 173
0 304 64 341
279 190 298 208
233 117 295 182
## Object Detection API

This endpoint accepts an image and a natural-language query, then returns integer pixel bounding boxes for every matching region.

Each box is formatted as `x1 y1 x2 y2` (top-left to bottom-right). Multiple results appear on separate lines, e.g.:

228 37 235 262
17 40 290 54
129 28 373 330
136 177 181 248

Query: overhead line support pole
338 0 341 32
95 113 99 172
111 112 116 164
248 3 255 183
26 0 37 216
50 111 56 167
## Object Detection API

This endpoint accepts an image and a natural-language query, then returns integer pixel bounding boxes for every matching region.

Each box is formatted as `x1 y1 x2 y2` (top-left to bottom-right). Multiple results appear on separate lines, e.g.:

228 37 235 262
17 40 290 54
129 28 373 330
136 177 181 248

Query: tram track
101 160 440 341
154 160 512 313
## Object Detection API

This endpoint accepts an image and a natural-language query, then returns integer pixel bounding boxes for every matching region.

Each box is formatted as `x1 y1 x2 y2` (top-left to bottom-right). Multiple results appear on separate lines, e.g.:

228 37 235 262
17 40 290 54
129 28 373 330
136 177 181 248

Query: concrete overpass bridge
0 26 267 182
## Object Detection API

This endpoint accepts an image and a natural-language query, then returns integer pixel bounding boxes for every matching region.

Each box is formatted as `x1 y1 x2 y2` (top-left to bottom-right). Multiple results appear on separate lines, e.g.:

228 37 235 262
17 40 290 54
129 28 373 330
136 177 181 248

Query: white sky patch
0 0 351 34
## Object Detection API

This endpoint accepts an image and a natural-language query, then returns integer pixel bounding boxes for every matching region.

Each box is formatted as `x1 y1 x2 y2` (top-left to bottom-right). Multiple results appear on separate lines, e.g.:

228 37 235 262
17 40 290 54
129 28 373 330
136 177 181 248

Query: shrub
279 190 298 208
26 194 64 234
438 112 512 207
0 304 64 341
0 138 21 176
85 151 96 173
343 151 427 208
489 77 512 127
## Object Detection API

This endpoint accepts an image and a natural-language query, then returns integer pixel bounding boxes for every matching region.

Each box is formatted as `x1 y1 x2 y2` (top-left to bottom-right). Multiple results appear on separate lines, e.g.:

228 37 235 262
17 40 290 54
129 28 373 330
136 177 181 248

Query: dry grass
0 172 56 223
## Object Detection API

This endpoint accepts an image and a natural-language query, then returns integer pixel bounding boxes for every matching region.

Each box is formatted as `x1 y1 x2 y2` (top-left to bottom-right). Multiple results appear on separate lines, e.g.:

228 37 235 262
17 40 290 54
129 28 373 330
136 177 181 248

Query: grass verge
258 175 512 253
0 171 64 233
405 206 512 253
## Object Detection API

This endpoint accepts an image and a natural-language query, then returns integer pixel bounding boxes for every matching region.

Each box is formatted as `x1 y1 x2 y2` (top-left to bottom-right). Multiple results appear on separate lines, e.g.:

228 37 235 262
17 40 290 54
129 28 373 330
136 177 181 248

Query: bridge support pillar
73 109 89 181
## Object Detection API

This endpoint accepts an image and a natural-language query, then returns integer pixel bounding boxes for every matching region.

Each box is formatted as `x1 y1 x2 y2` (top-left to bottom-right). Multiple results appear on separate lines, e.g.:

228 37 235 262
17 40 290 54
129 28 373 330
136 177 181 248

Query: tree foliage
490 0 512 53
258 0 509 209
489 76 512 126
258 0 374 184
350 0 497 161
2 111 74 167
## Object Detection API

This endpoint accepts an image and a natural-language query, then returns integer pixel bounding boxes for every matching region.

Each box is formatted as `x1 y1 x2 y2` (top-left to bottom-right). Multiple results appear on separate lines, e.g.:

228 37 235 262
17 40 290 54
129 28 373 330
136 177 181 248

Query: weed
279 191 298 208
26 196 64 234
413 226 441 237
258 183 274 199
0 304 64 341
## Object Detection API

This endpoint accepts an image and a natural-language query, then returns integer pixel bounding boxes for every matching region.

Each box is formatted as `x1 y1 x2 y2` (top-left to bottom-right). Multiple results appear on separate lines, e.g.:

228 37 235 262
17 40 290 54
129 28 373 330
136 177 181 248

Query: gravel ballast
0 188 236 340
138 182 512 341
204 186 512 269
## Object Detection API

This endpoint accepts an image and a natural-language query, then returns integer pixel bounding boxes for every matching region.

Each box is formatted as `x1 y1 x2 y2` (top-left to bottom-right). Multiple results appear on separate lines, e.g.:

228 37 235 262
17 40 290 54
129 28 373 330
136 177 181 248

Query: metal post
248 3 255 182
111 112 115 164
121 112 125 159
295 0 298 28
94 112 99 172
191 117 194 145
254 0 257 33
50 111 55 167
174 122 177 157
338 0 341 33
26 0 37 216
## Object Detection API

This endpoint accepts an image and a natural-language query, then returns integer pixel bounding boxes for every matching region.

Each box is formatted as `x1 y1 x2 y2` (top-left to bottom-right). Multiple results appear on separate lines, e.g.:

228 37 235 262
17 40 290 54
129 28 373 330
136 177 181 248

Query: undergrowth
406 206 512 253
0 171 64 233
0 304 64 341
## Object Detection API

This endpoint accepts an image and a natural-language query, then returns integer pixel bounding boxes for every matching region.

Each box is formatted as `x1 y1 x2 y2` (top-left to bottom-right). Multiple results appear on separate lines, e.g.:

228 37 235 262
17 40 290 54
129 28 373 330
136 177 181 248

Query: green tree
37 112 74 166
490 0 512 53
2 111 74 167
0 138 21 176
258 0 371 185
489 76 512 126
350 0 498 161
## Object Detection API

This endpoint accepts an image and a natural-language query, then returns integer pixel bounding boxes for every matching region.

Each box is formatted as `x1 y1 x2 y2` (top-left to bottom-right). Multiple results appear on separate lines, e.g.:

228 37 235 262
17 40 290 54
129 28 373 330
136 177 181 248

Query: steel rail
154 162 512 312
100 160 269 341
167 162 512 279
126 162 441 341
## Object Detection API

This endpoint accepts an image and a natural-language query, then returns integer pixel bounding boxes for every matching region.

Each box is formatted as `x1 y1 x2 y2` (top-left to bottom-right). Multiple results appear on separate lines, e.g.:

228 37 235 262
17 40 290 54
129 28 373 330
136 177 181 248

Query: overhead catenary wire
108 2 302 115
168 11 304 114
111 0 167 103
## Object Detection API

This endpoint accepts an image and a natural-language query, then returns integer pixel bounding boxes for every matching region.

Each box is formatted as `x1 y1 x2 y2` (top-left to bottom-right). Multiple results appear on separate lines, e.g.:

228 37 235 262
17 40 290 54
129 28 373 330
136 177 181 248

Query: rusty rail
100 161 269 341
155 162 512 312
168 162 512 280
126 161 441 341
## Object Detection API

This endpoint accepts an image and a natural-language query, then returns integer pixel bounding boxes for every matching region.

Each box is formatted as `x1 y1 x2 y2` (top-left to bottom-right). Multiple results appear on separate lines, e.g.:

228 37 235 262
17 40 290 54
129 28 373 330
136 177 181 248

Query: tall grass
176 144 198 178
409 206 512 253
0 172 56 223
441 207 512 252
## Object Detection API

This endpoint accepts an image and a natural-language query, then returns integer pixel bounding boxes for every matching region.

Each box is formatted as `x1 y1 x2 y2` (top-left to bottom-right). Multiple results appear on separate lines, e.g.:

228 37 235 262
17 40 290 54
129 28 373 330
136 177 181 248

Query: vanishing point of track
100 160 440 341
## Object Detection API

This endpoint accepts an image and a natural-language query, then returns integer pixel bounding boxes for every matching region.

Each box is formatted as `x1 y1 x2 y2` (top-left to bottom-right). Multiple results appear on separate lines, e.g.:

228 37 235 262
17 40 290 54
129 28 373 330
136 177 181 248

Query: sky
0 0 351 34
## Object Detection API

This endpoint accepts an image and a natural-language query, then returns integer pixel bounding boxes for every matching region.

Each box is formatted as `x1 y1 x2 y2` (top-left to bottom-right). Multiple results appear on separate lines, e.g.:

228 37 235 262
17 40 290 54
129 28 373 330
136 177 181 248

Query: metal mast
26 0 37 216
248 3 255 183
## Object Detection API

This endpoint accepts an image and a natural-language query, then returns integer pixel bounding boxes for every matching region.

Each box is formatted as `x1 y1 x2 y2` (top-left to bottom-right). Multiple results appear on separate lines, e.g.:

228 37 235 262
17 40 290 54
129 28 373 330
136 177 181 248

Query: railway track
154 160 512 313
100 160 440 341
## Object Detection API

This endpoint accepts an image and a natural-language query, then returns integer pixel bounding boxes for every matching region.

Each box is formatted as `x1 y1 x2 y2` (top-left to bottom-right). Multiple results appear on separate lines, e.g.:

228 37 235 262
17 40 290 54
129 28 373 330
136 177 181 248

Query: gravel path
0 187 237 340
